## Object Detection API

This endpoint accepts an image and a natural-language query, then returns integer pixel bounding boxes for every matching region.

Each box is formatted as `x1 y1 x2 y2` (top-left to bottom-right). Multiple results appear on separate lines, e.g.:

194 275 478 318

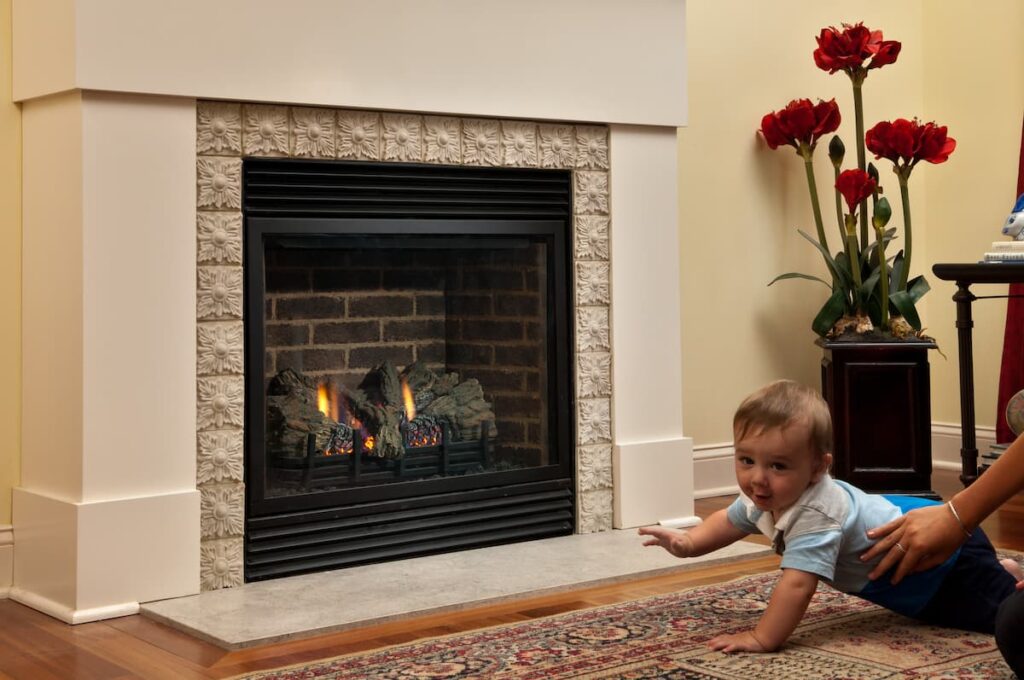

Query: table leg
953 281 978 486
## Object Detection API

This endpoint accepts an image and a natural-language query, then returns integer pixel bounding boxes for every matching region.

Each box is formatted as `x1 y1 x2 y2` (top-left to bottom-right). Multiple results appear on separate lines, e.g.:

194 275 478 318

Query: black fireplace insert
243 159 576 580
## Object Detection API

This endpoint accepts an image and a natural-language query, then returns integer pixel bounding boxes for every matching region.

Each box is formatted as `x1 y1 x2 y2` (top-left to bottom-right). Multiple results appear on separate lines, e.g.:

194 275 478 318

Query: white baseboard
693 444 738 499
931 422 997 472
692 424 999 498
0 525 11 599
8 587 140 624
613 437 696 528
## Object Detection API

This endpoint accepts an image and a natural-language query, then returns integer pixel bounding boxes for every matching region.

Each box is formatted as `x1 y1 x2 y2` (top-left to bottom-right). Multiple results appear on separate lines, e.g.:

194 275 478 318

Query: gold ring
895 543 907 554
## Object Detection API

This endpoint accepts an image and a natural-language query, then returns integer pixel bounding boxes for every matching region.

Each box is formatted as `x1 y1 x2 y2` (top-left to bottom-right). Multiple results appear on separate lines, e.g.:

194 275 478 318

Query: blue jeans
915 528 1017 634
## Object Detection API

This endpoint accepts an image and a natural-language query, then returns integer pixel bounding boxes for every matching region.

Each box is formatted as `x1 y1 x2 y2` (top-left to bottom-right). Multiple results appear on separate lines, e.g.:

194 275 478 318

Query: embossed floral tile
193 101 612 589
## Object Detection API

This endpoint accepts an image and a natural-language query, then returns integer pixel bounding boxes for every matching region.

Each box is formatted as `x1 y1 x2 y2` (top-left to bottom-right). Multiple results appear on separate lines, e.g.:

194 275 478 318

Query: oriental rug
233 571 1012 679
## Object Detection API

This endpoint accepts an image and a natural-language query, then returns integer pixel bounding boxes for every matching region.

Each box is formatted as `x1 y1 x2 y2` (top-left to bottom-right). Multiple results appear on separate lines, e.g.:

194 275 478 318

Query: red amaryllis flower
866 118 957 166
760 98 841 150
835 169 876 213
814 23 901 74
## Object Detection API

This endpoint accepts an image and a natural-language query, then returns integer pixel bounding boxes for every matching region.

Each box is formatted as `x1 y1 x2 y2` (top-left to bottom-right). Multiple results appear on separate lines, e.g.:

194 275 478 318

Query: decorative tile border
195 101 612 589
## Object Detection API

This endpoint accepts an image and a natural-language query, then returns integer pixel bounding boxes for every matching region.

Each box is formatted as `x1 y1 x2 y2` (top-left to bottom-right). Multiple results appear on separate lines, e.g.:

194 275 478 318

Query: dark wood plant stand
819 339 938 496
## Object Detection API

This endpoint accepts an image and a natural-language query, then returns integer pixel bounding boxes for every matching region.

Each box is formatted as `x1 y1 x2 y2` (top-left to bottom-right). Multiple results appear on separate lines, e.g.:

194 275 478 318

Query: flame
347 414 375 452
317 383 330 417
401 380 416 421
316 382 341 422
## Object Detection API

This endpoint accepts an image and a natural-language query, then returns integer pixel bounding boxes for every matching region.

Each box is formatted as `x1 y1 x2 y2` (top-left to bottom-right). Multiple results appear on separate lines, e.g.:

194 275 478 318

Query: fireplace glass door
253 227 567 503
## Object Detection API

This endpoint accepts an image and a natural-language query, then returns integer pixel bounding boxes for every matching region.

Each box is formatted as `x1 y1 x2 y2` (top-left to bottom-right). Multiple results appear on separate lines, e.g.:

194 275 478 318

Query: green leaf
834 250 854 289
768 272 832 288
890 290 922 330
798 229 848 288
866 293 883 327
907 274 930 303
812 290 847 337
889 250 905 289
860 267 882 299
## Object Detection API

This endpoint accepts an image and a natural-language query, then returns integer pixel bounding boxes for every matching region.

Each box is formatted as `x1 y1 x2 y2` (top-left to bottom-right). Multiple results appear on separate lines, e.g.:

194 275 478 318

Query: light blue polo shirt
726 474 958 617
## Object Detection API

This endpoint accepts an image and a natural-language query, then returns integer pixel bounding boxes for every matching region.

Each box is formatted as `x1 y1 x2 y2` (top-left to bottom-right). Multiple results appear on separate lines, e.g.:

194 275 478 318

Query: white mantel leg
14 91 200 622
608 125 699 530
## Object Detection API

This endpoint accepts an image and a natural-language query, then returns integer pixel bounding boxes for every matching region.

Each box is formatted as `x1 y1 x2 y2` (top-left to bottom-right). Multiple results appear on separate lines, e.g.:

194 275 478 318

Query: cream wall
1 0 21 526
922 3 1024 428
681 1 926 445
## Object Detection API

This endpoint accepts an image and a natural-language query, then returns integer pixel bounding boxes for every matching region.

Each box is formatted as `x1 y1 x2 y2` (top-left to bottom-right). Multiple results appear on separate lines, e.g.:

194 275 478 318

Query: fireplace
14 2 693 624
187 105 621 591
243 159 575 580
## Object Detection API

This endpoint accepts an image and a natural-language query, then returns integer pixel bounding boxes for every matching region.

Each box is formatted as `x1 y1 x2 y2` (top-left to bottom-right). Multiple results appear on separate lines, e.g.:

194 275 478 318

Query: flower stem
875 227 889 328
898 171 912 291
832 165 852 266
844 215 864 309
803 153 830 257
853 81 868 253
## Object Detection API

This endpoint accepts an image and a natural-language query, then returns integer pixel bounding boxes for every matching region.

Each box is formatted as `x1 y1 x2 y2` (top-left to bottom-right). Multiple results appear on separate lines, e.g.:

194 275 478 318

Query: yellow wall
1 0 21 526
680 1 926 444
922 2 1024 427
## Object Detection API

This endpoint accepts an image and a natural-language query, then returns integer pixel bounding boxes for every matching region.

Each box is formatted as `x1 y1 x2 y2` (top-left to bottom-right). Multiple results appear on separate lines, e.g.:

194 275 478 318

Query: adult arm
861 433 1024 583
638 508 748 558
707 568 819 652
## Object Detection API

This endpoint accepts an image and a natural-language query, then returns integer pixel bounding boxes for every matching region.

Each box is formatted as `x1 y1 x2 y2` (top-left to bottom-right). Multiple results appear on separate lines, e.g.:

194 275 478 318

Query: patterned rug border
229 549 1022 679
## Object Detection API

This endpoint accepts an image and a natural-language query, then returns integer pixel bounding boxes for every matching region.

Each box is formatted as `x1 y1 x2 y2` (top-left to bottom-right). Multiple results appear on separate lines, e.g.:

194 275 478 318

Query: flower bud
828 135 845 167
867 162 881 203
872 196 892 229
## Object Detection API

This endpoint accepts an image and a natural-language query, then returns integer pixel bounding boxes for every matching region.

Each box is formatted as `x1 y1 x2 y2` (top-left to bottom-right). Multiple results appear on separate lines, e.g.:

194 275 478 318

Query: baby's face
734 421 828 517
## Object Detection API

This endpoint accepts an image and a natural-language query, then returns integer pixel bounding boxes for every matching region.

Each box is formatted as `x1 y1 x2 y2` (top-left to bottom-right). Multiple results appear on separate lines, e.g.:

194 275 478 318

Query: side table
931 263 1024 486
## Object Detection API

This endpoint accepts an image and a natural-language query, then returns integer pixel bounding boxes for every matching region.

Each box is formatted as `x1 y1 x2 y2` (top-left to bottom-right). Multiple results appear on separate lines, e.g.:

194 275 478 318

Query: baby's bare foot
1000 558 1023 582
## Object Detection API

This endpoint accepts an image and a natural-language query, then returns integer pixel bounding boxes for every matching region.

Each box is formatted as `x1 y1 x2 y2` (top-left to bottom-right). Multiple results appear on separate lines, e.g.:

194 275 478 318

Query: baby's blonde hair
733 379 833 456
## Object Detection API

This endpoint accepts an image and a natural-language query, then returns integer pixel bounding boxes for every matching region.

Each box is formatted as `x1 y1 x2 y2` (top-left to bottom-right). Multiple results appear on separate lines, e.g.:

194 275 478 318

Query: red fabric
995 114 1024 443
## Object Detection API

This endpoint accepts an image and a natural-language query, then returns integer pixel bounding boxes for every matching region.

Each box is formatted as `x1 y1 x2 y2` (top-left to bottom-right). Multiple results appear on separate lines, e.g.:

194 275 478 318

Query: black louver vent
245 482 574 581
243 158 573 219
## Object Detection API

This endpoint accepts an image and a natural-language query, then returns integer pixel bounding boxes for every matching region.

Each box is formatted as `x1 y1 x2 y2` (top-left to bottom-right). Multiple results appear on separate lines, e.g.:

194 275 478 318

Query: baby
639 379 1021 652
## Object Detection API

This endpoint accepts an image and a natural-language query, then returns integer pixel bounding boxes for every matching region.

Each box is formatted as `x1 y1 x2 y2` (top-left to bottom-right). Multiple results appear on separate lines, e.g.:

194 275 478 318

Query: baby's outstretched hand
707 631 769 653
637 525 693 558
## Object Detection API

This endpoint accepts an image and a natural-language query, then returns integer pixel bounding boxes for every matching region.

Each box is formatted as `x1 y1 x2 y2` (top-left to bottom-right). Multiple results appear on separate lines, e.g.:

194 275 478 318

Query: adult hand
637 525 693 558
707 630 769 653
859 503 966 584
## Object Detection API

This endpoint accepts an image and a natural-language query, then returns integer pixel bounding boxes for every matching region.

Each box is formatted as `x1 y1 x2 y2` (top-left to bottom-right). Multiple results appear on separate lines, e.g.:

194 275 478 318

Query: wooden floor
2 469 1023 680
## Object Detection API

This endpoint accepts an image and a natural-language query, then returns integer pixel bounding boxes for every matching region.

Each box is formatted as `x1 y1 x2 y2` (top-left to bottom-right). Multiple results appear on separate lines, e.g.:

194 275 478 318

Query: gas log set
266 361 498 489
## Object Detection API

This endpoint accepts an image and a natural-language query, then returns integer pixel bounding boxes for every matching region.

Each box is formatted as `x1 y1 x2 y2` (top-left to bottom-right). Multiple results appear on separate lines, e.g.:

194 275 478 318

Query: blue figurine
1003 193 1024 240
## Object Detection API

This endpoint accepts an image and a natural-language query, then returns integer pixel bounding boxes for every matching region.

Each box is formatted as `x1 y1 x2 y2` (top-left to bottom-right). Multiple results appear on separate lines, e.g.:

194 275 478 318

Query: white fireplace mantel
12 0 695 623
13 0 688 127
